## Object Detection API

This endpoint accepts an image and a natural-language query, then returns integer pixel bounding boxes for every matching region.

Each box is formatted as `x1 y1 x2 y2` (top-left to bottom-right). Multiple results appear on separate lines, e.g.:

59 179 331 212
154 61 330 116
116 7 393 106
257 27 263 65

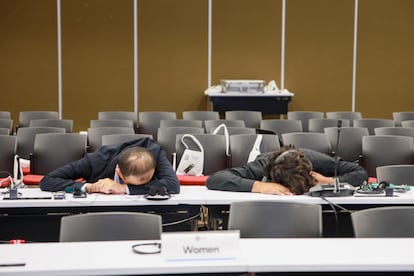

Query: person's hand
86 178 127 194
251 181 294 195
310 171 334 185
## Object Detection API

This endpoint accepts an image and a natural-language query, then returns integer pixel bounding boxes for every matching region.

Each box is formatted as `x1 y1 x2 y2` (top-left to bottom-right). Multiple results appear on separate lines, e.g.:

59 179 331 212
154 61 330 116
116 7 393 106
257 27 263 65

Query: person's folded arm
39 157 92 192
336 160 369 186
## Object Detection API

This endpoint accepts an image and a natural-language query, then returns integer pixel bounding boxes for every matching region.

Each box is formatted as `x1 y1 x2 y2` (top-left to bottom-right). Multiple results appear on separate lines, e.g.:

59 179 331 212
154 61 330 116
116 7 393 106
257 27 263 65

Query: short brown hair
117 147 156 177
263 145 314 195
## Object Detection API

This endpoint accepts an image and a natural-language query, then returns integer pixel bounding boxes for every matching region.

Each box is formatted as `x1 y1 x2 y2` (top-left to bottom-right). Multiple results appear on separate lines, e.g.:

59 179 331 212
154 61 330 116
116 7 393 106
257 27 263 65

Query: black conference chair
326 111 362 126
18 111 59 128
175 133 228 175
204 119 245 133
259 119 303 139
30 133 87 175
376 165 414 186
182 111 220 121
160 119 203 128
393 112 414 127
29 119 74 133
281 132 332 155
87 127 135 152
90 119 134 129
360 135 414 177
352 206 414 237
287 111 324 132
225 110 262 129
101 134 153 146
98 111 138 131
0 135 17 186
59 212 162 242
308 118 350 133
229 134 280 167
228 201 322 238
157 127 205 164
0 119 13 135
324 127 369 162
353 118 395 135
138 111 177 140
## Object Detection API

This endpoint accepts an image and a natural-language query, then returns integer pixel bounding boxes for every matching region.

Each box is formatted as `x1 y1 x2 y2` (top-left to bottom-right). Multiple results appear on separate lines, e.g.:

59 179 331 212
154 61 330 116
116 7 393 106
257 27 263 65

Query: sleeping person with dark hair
206 145 368 195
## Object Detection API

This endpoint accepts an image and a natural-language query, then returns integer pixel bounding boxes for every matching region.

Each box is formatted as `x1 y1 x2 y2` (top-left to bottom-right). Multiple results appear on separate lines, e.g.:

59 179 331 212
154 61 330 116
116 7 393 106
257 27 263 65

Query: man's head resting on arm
263 145 314 195
116 147 156 185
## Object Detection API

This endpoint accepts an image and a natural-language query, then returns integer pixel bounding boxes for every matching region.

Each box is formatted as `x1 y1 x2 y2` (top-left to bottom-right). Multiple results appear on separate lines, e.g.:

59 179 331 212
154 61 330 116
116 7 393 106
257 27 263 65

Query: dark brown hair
117 147 156 177
263 145 314 195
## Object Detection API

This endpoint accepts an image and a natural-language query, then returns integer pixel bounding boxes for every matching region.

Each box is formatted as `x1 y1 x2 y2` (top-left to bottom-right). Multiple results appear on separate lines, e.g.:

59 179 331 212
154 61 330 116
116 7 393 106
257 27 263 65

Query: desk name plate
161 231 240 262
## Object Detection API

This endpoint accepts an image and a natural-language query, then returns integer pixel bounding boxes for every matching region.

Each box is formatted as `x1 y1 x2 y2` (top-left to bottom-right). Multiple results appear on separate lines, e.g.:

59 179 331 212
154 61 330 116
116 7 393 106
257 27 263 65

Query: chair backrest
0 135 17 177
228 201 322 238
16 127 66 159
31 133 87 175
376 165 414 186
287 111 324 132
90 119 134 128
87 127 135 152
160 119 203 128
182 111 220 121
204 119 245 133
90 119 134 129
175 133 227 175
18 111 59 128
308 118 350 133
98 111 138 127
353 119 395 135
157 127 205 163
259 119 303 139
59 212 162 242
351 206 414 237
401 120 414 128
229 134 280 167
374 127 414 139
225 110 263 128
361 135 414 177
0 128 10 135
0 111 11 120
210 126 256 135
0 119 13 134
101 134 153 146
138 112 177 139
281 132 332 155
324 127 369 162
392 112 414 127
326 111 362 126
29 119 73 133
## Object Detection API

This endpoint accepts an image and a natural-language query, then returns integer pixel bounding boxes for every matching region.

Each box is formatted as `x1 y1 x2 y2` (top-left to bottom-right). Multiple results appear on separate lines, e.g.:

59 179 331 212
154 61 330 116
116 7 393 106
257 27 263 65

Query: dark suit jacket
40 138 180 195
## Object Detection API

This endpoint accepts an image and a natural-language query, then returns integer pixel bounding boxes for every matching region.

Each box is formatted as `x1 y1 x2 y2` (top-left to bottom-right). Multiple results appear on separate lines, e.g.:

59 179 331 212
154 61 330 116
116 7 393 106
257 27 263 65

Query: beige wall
1 0 414 131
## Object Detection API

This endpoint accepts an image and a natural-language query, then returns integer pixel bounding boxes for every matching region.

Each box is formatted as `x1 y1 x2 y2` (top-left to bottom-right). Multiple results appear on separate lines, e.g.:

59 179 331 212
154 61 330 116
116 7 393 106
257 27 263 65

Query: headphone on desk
143 186 171 200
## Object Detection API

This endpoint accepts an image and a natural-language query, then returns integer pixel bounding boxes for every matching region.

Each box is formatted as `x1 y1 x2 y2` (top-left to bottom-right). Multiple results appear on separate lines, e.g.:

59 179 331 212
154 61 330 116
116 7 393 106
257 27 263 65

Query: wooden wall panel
138 0 207 115
61 0 134 131
285 0 355 112
0 0 58 127
356 0 414 119
212 0 282 85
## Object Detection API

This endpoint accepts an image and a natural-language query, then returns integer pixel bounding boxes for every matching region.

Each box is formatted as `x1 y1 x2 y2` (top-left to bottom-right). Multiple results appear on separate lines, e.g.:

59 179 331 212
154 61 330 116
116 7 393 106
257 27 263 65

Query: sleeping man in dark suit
40 137 180 195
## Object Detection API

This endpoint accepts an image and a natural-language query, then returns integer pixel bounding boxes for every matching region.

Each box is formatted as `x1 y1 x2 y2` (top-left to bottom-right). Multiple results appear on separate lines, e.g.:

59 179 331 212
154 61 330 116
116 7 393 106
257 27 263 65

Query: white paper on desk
162 231 240 262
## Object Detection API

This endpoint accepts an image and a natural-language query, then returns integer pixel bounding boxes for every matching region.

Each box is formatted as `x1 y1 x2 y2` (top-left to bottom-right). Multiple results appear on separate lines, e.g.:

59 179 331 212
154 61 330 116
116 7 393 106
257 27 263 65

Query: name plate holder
161 230 240 262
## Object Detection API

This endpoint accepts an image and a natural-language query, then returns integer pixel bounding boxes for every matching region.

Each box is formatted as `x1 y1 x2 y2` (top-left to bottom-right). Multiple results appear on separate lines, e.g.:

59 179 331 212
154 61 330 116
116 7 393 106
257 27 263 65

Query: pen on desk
0 263 26 267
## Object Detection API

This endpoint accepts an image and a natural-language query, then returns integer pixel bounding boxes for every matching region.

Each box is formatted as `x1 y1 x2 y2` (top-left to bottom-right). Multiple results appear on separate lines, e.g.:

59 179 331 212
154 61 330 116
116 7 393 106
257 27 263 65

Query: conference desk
1 186 414 241
206 91 294 115
1 237 414 275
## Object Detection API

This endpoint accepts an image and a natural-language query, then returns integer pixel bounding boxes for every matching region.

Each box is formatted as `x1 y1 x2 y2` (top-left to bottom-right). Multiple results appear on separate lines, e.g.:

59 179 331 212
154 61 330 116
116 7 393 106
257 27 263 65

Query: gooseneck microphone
307 119 355 197
333 120 342 194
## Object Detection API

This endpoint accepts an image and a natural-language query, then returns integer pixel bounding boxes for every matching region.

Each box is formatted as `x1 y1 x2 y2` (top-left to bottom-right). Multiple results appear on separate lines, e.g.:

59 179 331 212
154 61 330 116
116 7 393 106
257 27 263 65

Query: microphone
307 120 355 197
